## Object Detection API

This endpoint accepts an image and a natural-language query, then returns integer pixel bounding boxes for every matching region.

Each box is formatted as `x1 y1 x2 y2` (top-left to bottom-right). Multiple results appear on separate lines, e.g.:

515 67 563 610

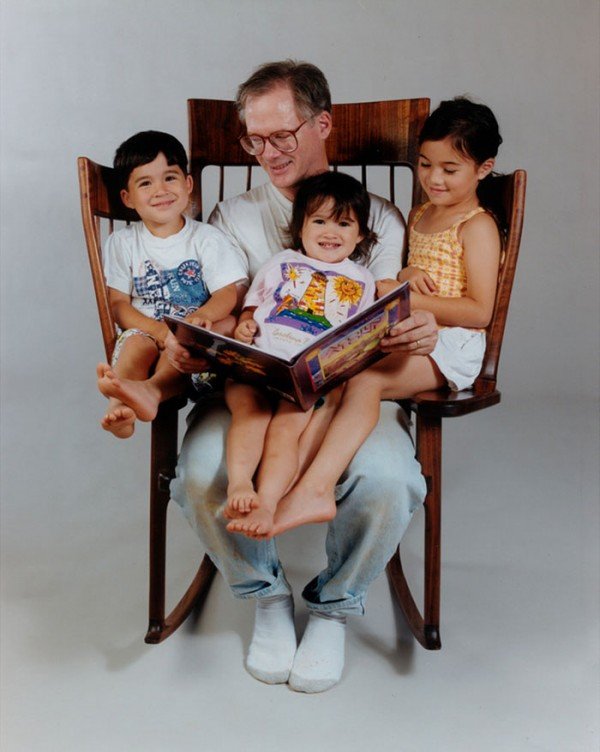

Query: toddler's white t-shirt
104 216 248 321
244 249 376 359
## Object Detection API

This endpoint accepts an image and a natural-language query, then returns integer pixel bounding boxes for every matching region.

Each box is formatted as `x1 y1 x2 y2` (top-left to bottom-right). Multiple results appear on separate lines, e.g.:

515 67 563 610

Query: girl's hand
376 279 402 298
398 266 438 295
235 319 258 344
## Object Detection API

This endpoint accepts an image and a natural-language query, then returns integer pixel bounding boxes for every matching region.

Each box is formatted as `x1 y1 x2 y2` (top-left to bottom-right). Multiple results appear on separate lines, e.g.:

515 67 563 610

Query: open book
165 281 410 410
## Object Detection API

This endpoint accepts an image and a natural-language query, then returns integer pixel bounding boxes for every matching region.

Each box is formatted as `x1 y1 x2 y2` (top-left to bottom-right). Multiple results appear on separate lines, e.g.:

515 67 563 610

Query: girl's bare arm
409 212 501 329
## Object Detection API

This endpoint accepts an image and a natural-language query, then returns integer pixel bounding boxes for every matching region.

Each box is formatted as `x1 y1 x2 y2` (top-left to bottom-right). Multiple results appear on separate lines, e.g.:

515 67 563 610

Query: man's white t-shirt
244 249 376 359
104 216 248 321
208 181 405 281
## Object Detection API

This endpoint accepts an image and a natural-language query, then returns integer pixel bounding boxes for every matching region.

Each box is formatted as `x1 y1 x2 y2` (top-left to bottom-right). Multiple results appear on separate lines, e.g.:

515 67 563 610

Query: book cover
165 281 410 410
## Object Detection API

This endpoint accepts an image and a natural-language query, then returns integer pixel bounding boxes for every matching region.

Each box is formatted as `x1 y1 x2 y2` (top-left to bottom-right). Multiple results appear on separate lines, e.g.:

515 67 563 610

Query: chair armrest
403 381 501 419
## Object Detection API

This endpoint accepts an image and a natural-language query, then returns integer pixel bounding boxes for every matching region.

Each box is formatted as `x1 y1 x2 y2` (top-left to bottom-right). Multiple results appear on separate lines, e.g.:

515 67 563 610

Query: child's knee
119 330 159 357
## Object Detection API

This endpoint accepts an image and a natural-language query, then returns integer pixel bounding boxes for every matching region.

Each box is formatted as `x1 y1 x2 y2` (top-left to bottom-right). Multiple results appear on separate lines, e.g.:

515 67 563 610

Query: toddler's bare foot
96 362 113 393
271 483 337 537
226 506 276 539
101 404 136 439
97 367 160 422
224 483 259 518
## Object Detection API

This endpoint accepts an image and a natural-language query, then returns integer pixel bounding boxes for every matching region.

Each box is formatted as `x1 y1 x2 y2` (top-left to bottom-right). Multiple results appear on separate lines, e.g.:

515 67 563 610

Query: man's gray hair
235 60 332 124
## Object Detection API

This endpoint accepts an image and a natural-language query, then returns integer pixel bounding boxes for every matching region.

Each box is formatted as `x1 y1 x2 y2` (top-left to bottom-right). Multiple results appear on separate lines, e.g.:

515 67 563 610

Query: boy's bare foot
271 483 337 537
224 483 259 518
101 404 136 439
97 367 160 422
226 506 276 539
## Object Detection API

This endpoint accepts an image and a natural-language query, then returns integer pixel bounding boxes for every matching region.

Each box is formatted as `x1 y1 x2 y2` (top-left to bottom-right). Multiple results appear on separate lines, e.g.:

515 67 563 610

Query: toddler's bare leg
227 401 313 538
273 353 444 535
224 382 272 517
97 335 159 438
99 349 188 424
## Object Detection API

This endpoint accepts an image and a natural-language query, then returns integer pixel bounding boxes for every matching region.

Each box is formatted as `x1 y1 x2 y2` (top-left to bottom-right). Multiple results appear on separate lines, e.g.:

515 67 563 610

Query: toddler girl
224 171 377 538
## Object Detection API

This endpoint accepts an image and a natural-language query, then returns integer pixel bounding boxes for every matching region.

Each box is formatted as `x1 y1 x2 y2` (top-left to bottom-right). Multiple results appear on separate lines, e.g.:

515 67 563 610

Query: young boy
97 130 247 437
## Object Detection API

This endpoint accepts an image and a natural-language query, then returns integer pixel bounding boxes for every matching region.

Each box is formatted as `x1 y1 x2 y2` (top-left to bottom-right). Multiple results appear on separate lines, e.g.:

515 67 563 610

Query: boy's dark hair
236 59 332 124
419 97 507 234
114 130 188 190
290 171 377 263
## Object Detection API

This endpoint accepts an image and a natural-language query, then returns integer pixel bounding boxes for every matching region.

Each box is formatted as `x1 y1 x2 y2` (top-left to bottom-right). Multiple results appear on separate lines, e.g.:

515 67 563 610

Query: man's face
243 84 332 200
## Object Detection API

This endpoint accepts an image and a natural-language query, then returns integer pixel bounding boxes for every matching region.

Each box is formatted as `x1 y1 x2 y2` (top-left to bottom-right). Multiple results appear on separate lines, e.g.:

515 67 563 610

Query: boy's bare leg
224 382 272 517
98 350 188 423
226 401 314 538
97 335 159 438
273 353 445 536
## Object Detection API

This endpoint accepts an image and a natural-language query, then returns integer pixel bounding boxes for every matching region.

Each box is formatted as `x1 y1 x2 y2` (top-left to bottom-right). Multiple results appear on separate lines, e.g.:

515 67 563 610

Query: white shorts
430 327 486 392
111 328 159 366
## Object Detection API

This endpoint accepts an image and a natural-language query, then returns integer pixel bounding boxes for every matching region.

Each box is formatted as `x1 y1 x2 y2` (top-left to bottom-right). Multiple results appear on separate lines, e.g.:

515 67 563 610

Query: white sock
288 611 347 693
246 594 296 684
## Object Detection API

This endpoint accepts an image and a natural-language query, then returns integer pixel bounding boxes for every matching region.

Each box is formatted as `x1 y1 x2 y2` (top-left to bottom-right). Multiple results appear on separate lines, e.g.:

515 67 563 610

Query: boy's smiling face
120 152 193 238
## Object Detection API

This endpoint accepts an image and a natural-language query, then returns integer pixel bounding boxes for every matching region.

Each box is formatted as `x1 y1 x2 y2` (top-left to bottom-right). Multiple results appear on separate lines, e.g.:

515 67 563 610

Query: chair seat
407 383 501 418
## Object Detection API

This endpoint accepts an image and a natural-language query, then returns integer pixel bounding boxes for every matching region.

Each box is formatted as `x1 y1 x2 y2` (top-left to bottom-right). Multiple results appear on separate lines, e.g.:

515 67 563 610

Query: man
166 60 438 693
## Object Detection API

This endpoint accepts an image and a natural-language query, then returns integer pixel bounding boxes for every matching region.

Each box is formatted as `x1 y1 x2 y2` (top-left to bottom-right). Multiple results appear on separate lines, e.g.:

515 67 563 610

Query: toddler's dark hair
290 171 377 263
114 130 188 189
419 97 507 234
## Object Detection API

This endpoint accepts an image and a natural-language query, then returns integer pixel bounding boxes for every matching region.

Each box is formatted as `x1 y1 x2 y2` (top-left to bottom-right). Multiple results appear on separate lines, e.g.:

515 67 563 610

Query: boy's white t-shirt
103 216 248 321
244 249 376 359
208 181 404 281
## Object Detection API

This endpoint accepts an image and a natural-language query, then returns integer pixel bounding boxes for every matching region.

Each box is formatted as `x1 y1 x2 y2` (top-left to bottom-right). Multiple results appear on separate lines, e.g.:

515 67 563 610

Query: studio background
1 2 598 751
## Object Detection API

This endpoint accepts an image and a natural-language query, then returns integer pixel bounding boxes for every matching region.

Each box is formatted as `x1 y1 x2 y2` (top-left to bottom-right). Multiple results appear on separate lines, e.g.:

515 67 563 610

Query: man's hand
234 318 258 344
398 266 438 295
380 309 438 355
186 315 213 329
164 331 210 373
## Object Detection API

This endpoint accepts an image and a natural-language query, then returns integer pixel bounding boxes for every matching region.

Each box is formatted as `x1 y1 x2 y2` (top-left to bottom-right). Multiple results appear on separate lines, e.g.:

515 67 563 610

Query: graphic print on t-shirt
265 261 366 337
133 259 210 320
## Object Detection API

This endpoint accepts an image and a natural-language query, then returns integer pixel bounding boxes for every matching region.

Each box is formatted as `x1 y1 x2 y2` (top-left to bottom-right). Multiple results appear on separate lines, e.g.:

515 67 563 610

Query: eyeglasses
238 119 310 156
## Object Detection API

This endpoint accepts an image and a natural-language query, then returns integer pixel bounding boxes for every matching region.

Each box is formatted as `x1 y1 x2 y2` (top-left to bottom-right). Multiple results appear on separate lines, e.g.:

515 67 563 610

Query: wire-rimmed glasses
238 119 310 156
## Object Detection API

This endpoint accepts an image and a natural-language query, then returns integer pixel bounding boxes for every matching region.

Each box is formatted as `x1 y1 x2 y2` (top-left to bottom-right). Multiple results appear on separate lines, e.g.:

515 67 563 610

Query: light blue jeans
171 398 426 616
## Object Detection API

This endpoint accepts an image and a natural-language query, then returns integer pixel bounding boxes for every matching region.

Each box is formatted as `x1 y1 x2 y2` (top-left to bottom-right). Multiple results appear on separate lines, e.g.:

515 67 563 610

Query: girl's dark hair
290 171 377 263
114 130 188 189
419 97 507 234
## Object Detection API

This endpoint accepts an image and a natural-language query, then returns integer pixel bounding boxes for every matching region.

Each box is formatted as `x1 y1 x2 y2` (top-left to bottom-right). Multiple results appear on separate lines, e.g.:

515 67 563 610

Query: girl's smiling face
300 199 364 264
418 137 494 208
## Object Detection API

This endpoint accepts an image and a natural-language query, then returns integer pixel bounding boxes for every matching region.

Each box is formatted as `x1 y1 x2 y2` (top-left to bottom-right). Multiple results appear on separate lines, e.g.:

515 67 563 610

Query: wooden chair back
77 157 139 362
187 98 430 219
478 170 527 387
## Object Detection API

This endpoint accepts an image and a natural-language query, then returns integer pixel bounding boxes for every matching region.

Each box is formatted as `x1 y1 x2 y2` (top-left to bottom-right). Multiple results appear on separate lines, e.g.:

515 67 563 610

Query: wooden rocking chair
79 97 525 650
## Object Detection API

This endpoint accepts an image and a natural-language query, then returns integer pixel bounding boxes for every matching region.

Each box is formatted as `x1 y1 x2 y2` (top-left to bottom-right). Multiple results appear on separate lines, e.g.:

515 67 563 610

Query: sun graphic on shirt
332 276 363 305
284 264 301 284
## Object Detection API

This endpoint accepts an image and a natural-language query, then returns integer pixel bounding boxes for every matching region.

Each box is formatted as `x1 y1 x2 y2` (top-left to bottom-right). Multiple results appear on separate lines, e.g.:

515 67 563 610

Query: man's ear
185 174 193 194
316 110 333 140
477 158 495 180
120 188 134 209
